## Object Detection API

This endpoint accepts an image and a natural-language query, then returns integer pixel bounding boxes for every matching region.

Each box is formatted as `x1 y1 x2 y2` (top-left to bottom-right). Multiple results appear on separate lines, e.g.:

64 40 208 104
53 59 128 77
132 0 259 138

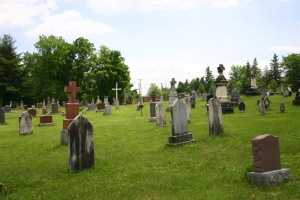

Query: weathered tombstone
27 108 37 117
259 98 266 115
169 78 178 107
247 134 290 186
51 103 59 114
280 103 285 113
104 104 111 115
238 100 245 112
183 96 191 123
155 102 166 126
208 97 224 135
0 108 7 125
88 103 96 111
20 101 24 110
4 105 11 113
190 89 197 108
39 115 54 126
96 102 105 112
292 77 300 105
112 82 122 110
168 98 194 145
19 112 33 135
245 67 261 96
61 81 81 145
283 87 289 97
68 115 94 173
149 102 157 122
230 85 241 106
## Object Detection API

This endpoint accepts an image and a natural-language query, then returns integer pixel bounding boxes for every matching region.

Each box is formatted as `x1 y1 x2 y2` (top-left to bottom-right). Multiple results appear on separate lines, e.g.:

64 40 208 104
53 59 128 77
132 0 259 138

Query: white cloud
88 0 251 14
25 10 116 39
0 0 58 31
268 45 300 52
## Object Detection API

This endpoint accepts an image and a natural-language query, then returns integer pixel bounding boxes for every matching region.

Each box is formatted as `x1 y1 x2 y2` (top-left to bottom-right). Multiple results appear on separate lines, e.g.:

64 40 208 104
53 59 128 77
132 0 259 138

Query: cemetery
1 93 300 199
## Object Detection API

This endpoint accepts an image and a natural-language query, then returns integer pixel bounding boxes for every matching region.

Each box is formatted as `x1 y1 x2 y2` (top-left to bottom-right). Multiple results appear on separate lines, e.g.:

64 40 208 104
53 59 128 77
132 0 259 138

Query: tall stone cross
64 81 81 103
112 82 122 101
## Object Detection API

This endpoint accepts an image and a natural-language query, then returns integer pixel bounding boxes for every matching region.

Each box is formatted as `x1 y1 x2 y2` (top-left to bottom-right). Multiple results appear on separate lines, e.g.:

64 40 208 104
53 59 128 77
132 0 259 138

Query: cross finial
64 81 81 103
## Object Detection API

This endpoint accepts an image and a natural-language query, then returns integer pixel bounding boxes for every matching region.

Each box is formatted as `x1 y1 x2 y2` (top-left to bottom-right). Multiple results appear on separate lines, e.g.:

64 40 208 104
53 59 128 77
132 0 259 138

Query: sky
1 0 300 95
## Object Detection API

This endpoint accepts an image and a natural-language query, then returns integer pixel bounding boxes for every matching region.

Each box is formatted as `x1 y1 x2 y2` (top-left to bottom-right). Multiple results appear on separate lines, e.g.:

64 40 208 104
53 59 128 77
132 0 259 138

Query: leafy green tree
270 53 281 84
268 79 278 92
185 85 192 94
282 53 300 91
176 81 185 94
197 83 206 94
147 83 160 96
0 34 24 106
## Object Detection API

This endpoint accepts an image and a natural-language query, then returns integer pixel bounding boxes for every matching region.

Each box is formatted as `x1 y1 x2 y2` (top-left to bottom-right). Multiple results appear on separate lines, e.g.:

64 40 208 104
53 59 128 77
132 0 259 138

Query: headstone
155 102 166 126
88 103 96 111
168 98 194 145
208 97 224 135
149 102 157 122
39 115 54 126
190 89 197 108
51 103 59 114
61 81 81 145
230 85 241 106
112 82 122 110
68 115 94 173
0 108 7 124
96 102 105 112
27 108 37 117
238 100 245 112
42 108 47 115
57 99 60 108
51 98 55 104
37 103 43 109
169 78 178 107
4 105 11 112
183 96 191 123
247 134 290 186
292 77 300 105
19 112 33 135
259 98 266 115
283 87 289 97
104 96 108 105
245 67 261 96
96 95 101 103
104 105 111 115
42 99 46 108
9 101 12 107
20 101 24 110
280 103 285 113
91 98 95 104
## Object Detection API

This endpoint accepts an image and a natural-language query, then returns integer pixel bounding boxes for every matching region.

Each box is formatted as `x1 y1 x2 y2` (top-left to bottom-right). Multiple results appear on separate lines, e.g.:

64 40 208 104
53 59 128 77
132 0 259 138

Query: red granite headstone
27 108 37 117
97 103 105 111
39 115 53 126
252 134 281 172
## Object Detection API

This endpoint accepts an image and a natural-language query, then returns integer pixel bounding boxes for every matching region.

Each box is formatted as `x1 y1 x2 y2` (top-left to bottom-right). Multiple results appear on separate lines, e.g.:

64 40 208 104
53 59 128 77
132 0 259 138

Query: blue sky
1 0 299 95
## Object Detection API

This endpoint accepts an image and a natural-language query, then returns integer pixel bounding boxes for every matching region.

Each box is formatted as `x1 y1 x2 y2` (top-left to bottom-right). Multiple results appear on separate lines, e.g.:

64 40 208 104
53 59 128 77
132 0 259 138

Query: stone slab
247 169 290 186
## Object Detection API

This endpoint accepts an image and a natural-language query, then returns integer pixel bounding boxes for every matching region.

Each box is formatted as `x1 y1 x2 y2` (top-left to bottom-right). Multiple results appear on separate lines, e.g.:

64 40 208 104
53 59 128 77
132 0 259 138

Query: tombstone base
245 88 261 96
39 122 54 126
168 133 195 145
60 129 69 145
96 109 105 112
247 169 290 187
221 102 234 113
149 117 156 122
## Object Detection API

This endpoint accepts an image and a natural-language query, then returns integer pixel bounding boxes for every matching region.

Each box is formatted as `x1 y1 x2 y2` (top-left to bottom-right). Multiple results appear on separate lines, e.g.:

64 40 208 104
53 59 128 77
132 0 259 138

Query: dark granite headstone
208 97 224 135
252 134 281 172
51 103 59 114
68 115 94 172
280 103 285 113
168 98 194 145
238 101 245 112
155 102 166 126
0 108 6 124
39 115 54 126
19 112 33 135
4 105 11 113
149 102 157 122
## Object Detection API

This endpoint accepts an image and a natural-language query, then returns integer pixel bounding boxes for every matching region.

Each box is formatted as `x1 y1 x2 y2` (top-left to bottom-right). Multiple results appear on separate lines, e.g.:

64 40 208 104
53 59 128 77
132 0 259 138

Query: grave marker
112 82 122 110
155 102 166 126
208 97 224 135
39 115 54 126
0 108 7 124
19 112 33 135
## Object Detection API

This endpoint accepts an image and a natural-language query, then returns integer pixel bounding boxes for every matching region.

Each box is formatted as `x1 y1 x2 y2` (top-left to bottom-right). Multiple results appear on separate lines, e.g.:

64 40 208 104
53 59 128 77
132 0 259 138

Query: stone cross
112 82 122 101
64 81 81 103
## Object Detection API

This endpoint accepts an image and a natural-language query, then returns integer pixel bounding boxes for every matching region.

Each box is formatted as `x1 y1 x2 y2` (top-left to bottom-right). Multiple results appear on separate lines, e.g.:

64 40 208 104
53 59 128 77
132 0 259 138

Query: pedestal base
39 122 54 126
168 133 195 145
149 117 156 122
293 96 300 105
60 129 69 146
247 169 290 187
221 102 234 113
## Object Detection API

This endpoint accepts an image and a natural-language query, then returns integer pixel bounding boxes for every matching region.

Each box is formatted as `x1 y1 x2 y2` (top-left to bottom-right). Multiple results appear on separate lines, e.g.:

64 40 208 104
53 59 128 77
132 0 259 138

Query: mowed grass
1 94 300 199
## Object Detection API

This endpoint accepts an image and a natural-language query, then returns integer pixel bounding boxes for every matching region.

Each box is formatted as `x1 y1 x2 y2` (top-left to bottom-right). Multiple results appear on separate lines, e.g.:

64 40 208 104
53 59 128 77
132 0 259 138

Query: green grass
1 95 300 199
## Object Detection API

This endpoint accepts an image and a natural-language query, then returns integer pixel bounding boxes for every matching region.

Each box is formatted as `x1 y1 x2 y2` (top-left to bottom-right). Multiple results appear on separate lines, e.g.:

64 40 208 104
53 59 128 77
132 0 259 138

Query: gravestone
42 108 47 115
112 82 122 110
61 81 81 145
168 98 194 145
292 77 300 105
169 78 178 107
96 102 105 112
245 67 261 96
230 85 241 106
259 98 266 115
182 96 191 123
190 89 197 108
280 103 285 113
248 134 290 186
238 100 245 112
68 115 94 173
96 95 101 104
88 103 96 111
4 105 11 112
104 96 109 105
149 102 157 122
37 103 43 109
283 87 289 97
208 97 224 135
19 112 33 135
27 108 37 117
155 102 166 126
104 105 111 115
39 115 54 126
0 108 7 124
51 103 59 114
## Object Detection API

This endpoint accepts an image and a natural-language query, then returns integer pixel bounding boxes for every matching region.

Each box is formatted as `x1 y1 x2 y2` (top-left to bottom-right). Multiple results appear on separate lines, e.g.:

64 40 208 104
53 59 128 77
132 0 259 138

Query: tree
270 53 281 84
147 83 160 96
176 81 185 94
268 79 278 92
281 53 300 91
0 34 24 106
205 66 214 93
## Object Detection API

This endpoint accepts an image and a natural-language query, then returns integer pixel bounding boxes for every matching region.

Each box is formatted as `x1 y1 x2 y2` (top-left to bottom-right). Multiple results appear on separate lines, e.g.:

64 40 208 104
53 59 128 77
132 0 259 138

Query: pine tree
270 53 281 84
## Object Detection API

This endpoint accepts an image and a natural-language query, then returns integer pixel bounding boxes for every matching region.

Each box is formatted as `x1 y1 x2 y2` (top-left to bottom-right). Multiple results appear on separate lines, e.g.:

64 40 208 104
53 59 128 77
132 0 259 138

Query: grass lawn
1 94 300 199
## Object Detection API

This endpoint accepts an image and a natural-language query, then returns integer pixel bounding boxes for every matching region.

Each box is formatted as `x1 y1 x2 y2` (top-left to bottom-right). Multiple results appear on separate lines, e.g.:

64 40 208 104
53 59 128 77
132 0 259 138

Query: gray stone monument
280 103 285 113
51 103 59 114
155 102 166 126
4 105 11 112
169 78 178 107
88 103 96 111
168 98 194 145
149 92 157 122
104 104 111 115
68 115 94 173
230 85 241 106
112 82 122 110
19 112 33 135
247 134 290 186
0 108 7 125
208 97 224 135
